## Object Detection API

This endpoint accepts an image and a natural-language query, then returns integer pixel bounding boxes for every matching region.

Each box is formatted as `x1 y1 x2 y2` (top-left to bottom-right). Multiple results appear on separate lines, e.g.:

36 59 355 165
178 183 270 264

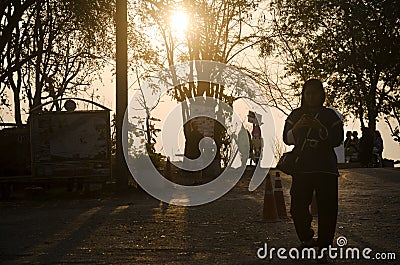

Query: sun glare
169 10 189 38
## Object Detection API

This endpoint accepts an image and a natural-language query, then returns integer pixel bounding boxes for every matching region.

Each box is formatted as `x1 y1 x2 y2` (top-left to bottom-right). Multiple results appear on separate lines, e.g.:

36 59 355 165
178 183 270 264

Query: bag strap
299 112 319 152
293 112 320 164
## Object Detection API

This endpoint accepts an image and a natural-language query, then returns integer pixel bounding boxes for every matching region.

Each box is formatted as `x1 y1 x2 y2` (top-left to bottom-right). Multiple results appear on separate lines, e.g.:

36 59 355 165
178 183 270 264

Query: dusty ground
0 168 399 264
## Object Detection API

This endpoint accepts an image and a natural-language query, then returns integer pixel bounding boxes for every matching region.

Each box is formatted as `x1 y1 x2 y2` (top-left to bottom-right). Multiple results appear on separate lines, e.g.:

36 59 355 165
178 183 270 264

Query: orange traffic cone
263 174 279 222
274 172 288 218
310 190 318 216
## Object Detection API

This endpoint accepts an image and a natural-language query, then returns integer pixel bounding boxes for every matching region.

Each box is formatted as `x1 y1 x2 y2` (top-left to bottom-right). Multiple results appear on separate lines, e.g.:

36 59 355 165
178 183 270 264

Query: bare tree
0 0 114 124
266 0 400 135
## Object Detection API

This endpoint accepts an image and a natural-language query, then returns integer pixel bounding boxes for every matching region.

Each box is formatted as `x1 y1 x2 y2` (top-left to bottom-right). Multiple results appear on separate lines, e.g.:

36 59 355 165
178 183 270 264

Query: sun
169 10 189 38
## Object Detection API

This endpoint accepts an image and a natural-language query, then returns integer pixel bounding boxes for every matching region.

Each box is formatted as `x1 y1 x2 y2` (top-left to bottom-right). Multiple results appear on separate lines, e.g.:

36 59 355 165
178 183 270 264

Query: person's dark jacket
283 107 344 176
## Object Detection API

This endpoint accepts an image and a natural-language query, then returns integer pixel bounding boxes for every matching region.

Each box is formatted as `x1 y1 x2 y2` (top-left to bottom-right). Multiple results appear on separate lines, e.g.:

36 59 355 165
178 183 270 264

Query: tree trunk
32 2 43 113
367 74 379 133
13 87 22 126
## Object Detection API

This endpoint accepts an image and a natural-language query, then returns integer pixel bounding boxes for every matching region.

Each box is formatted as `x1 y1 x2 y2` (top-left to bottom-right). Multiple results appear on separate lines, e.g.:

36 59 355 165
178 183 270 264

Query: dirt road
0 168 399 264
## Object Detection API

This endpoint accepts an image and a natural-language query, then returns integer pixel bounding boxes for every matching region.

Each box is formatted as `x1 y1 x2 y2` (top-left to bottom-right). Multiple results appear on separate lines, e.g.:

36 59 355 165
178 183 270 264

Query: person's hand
292 114 326 136
292 114 314 131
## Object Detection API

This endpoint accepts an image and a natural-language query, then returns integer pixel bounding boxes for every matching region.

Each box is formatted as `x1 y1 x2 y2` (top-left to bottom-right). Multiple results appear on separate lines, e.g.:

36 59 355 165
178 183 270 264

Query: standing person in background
351 131 360 146
344 131 352 148
373 130 384 167
350 131 360 162
283 79 344 261
344 131 353 162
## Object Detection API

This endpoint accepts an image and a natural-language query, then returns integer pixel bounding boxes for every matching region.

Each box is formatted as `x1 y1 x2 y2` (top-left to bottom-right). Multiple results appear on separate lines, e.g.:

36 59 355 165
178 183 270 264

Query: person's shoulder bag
277 113 319 175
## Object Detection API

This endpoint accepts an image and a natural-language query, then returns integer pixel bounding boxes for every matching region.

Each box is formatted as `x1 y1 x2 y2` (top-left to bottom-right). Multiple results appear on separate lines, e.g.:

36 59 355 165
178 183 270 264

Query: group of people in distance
344 128 384 167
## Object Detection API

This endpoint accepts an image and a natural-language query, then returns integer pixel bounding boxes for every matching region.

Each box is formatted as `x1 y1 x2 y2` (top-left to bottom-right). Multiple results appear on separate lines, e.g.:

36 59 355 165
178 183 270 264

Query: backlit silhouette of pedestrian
283 79 344 254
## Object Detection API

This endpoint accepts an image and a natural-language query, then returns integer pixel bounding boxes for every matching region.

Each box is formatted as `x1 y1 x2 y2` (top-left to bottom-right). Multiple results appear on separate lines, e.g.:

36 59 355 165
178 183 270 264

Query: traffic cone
310 190 318 216
274 172 288 218
263 174 279 222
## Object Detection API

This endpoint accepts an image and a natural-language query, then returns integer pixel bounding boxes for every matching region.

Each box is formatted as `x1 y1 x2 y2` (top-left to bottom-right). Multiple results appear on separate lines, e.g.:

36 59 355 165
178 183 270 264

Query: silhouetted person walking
283 79 344 254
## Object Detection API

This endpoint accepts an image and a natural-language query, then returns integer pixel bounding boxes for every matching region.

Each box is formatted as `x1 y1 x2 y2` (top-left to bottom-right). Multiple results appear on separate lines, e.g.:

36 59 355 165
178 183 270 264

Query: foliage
130 0 270 165
0 0 115 124
268 0 400 133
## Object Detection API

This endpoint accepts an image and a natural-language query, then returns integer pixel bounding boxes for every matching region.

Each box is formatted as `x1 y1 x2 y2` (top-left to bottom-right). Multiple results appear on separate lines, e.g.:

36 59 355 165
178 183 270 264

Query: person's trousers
290 173 338 248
